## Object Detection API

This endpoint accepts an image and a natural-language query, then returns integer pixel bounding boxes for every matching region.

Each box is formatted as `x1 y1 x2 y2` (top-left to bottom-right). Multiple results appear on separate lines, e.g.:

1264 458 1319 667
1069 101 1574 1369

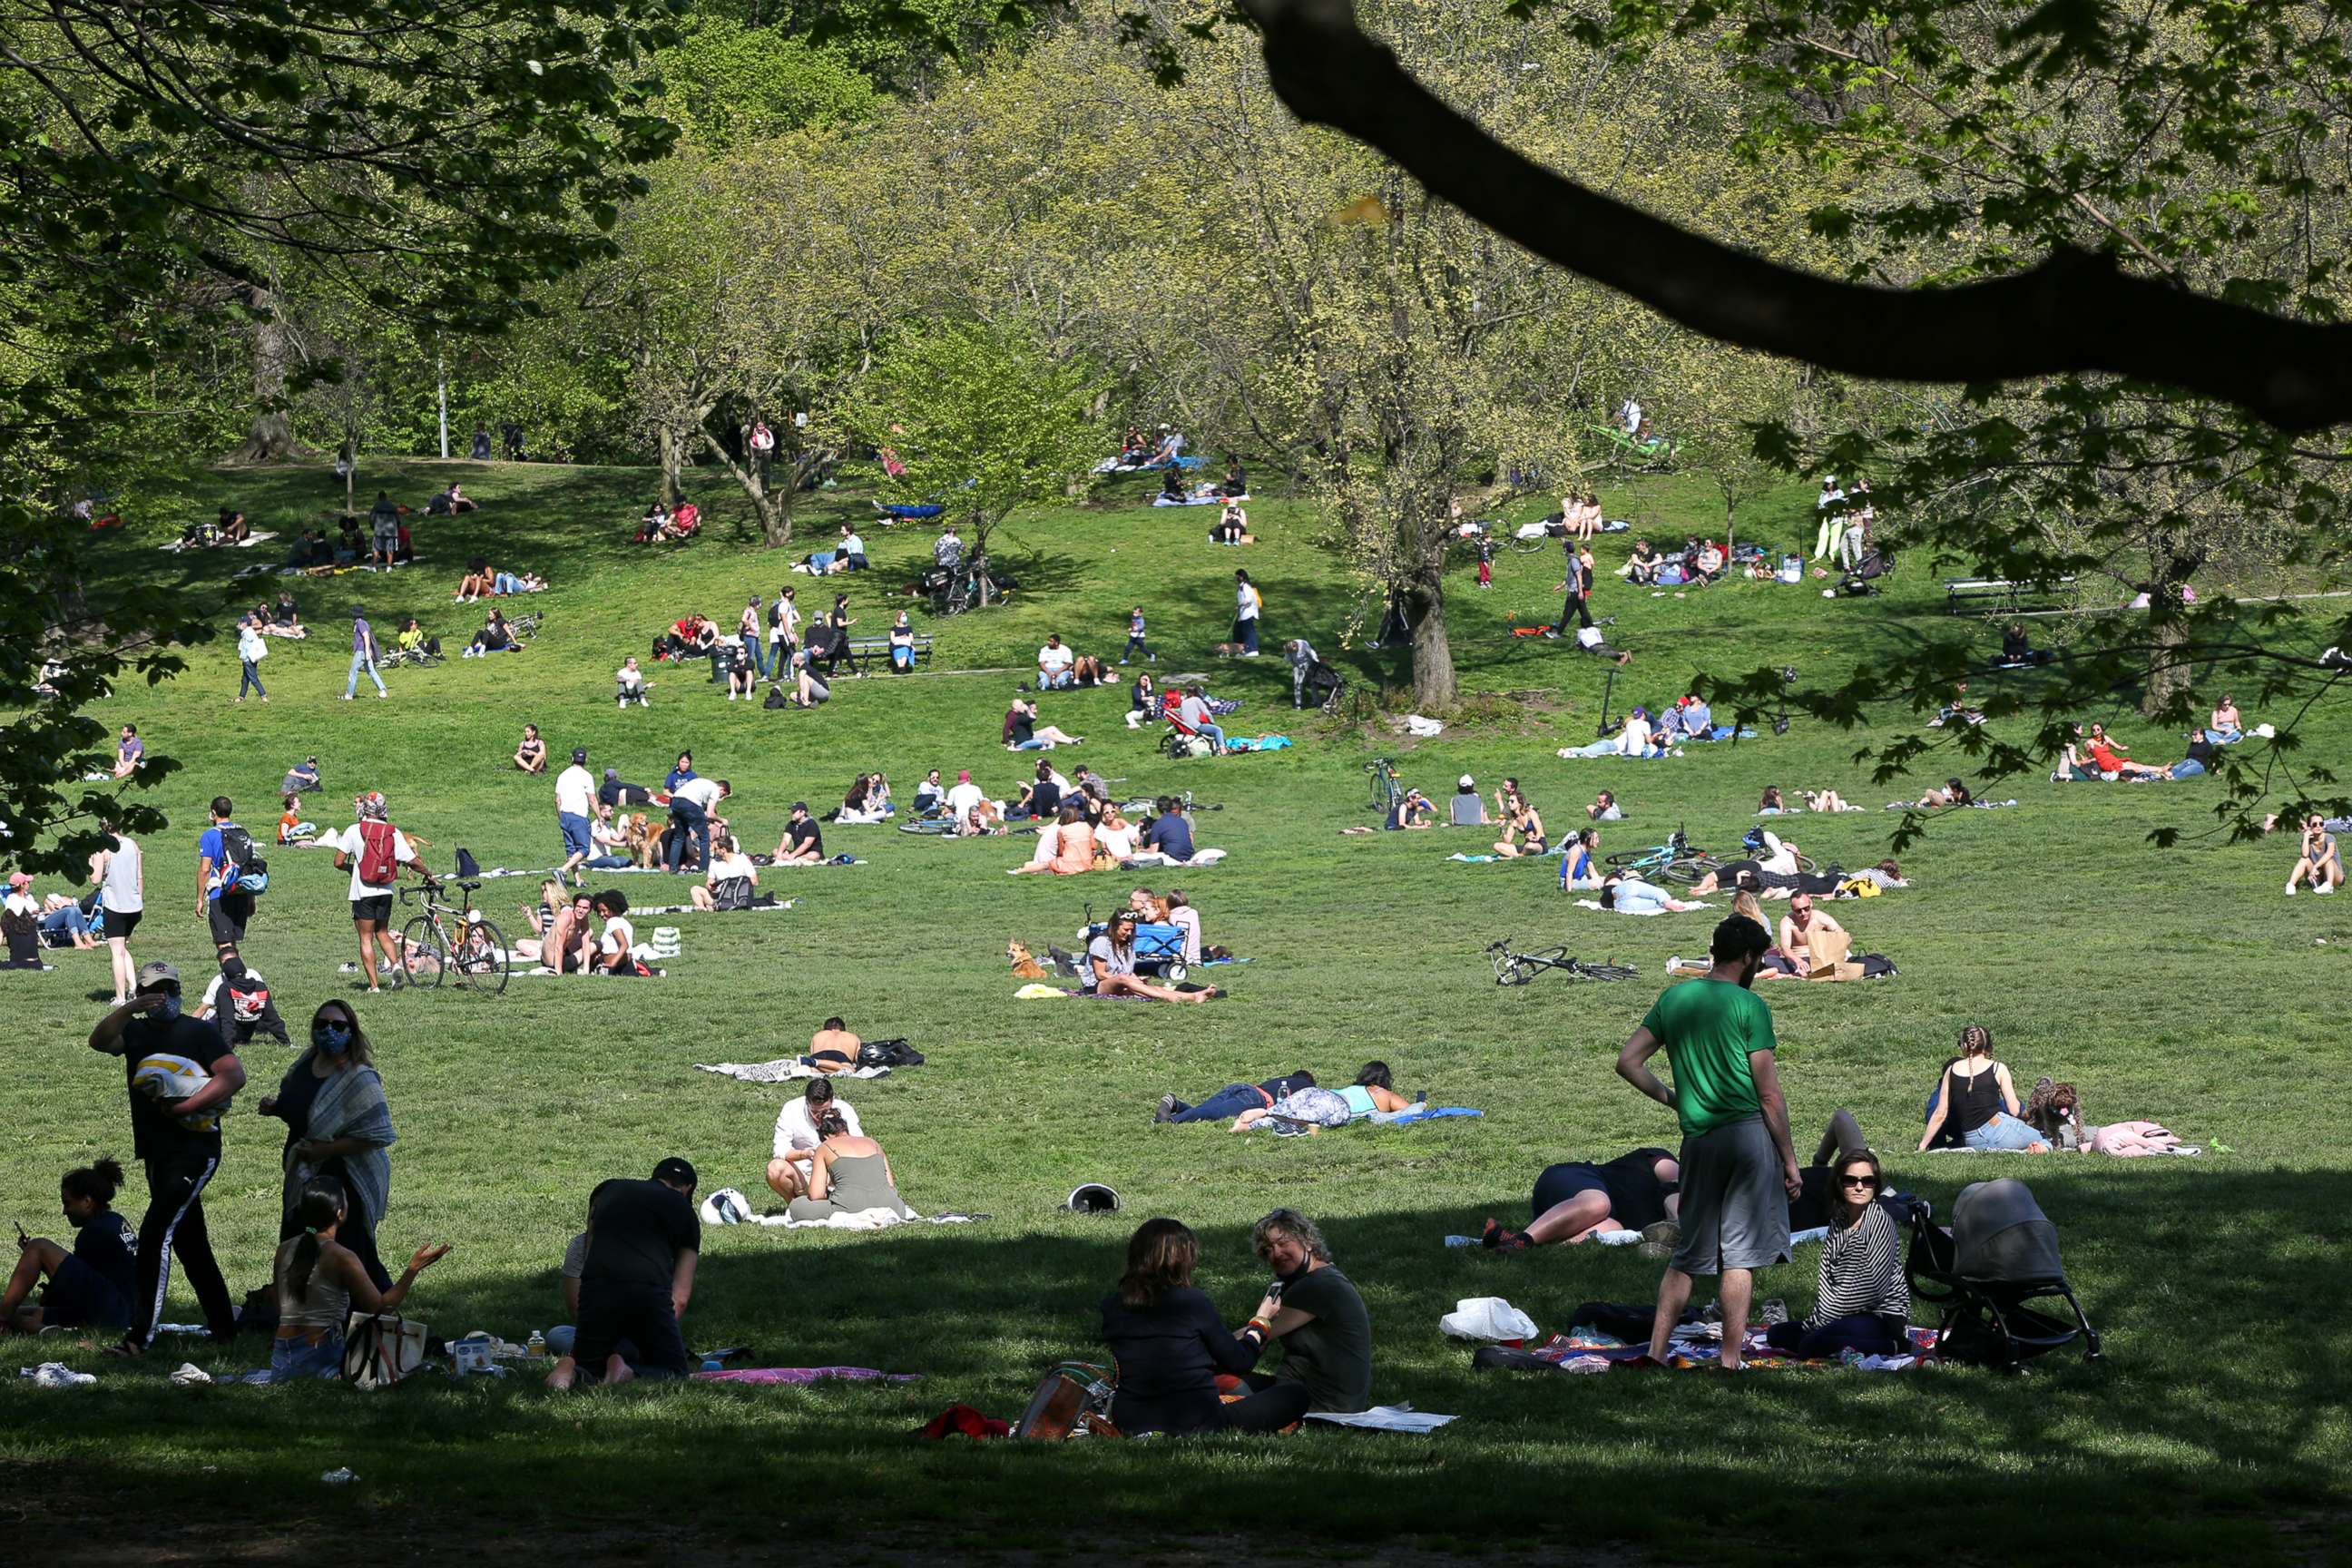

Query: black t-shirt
1029 780 1062 817
120 1014 234 1161
1596 1146 1675 1230
1270 1265 1373 1413
74 1210 139 1299
1006 710 1036 746
2186 736 2215 766
582 1179 699 1295
788 818 822 856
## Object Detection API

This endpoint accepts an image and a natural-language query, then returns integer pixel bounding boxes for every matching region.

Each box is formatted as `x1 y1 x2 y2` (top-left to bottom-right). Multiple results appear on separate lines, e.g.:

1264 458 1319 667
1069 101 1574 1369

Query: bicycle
1602 826 1722 886
397 876 510 995
1366 759 1404 816
1485 938 1639 987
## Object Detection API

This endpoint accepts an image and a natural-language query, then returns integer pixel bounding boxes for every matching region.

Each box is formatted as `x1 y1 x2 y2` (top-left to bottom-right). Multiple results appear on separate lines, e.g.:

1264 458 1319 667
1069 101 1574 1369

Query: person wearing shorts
98 828 144 1005
1615 914 1800 1369
194 798 255 959
333 793 417 993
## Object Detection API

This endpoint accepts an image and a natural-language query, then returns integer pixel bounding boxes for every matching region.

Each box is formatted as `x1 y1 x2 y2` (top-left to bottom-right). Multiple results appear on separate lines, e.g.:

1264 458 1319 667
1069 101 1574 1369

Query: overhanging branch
1240 0 2352 432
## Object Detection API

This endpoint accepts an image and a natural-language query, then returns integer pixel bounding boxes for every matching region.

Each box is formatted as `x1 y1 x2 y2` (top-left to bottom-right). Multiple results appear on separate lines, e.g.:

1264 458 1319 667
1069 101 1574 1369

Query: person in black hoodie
1099 1219 1309 1436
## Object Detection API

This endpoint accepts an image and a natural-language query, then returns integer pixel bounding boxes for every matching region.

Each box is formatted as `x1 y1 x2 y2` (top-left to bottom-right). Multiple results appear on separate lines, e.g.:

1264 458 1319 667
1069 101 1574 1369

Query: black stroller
1906 1179 2101 1370
1300 659 1345 713
1837 548 1896 597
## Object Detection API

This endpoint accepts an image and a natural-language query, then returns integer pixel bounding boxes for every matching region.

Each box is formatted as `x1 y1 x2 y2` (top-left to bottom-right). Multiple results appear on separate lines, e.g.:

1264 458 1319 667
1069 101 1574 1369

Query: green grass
4 456 2348 1562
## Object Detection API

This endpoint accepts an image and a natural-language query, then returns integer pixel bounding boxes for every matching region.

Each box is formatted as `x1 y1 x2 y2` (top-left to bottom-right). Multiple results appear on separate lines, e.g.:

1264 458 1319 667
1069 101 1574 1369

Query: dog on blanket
1008 940 1050 980
624 811 664 869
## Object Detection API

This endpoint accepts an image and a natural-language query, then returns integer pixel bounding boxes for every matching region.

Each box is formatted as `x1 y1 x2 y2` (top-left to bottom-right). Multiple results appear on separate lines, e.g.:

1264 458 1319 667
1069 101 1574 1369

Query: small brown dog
624 812 664 869
1007 940 1049 980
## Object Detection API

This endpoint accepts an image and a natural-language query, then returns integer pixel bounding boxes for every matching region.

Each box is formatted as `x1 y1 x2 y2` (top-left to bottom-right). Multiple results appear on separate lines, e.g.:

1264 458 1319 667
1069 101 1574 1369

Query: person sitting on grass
2082 722 2169 779
1762 1148 1912 1359
270 1176 449 1380
1084 910 1216 1002
1008 760 1063 822
766 1078 862 1201
579 804 633 872
1621 537 1661 584
1492 795 1548 858
1561 827 1602 888
772 801 825 866
1141 797 1198 861
1480 1147 1681 1251
1038 633 1077 690
724 638 758 701
784 1108 909 1223
591 890 648 975
514 723 547 774
2 1157 138 1335
1918 1024 2052 1152
2209 694 2245 743
278 795 319 845
2286 813 2344 896
1099 1218 1311 1436
1004 694 1083 750
1230 1209 1374 1416
549 1159 699 1391
691 836 763 910
463 608 514 658
1126 671 1159 730
1386 787 1436 829
514 887 595 972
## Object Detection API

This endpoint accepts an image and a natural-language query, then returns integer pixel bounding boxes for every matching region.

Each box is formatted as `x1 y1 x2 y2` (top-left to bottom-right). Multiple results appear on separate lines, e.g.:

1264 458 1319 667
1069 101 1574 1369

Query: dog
1210 641 1247 658
1008 940 1050 980
623 812 664 869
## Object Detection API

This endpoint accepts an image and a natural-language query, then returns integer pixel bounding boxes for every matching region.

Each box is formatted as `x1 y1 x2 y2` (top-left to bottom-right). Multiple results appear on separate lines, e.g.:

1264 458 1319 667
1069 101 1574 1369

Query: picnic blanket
1364 1105 1482 1125
747 1207 985 1231
475 864 669 879
1122 848 1228 867
1094 454 1206 474
1222 735 1291 751
697 1059 891 1083
1516 1320 1941 1372
691 1367 921 1385
1572 898 1714 916
161 530 278 553
628 898 796 916
1152 490 1236 506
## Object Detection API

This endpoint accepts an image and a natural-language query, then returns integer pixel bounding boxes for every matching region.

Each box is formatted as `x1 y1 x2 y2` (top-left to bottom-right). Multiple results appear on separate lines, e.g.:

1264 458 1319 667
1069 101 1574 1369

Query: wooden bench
1943 576 2075 614
840 632 934 672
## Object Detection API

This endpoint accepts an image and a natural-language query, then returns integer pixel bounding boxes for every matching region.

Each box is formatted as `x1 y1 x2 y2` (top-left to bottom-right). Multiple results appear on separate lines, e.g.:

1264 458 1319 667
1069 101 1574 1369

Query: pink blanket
2089 1121 2180 1157
691 1367 919 1385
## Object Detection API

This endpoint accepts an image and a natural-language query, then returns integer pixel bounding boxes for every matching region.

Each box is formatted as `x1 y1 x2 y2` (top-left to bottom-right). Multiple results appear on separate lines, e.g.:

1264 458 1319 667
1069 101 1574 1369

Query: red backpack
356 820 399 886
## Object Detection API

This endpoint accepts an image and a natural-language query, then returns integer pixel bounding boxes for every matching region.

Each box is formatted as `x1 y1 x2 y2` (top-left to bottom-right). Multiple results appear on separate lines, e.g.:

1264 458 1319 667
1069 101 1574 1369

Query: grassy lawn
3 456 2347 1562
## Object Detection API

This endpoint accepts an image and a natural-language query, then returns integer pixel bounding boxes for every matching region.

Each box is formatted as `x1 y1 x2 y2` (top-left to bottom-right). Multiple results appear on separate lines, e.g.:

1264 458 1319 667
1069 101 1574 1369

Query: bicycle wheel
1526 946 1571 975
454 916 509 996
401 916 448 988
1604 849 1663 871
1509 532 1547 554
1492 951 1532 985
1572 960 1641 982
1795 854 1819 874
1660 855 1721 886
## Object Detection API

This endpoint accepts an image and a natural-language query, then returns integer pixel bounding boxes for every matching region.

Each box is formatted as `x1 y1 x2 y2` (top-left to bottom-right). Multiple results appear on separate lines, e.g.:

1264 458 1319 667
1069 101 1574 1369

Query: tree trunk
1407 576 1456 708
658 426 686 508
239 289 300 462
699 424 796 546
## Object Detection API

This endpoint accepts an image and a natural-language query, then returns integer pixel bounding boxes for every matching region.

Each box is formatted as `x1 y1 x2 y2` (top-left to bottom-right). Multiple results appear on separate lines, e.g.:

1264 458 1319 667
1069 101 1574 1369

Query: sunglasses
1840 1175 1877 1190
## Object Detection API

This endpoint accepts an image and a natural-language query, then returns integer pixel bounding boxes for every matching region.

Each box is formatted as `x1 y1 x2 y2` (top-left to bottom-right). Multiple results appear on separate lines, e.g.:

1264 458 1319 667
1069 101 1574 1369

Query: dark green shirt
1272 1265 1373 1413
1640 978 1777 1136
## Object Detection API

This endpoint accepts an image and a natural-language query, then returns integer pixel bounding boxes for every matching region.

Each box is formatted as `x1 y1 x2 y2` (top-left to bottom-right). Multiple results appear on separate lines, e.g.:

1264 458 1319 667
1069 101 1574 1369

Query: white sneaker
2285 882 2298 896
2319 883 2337 895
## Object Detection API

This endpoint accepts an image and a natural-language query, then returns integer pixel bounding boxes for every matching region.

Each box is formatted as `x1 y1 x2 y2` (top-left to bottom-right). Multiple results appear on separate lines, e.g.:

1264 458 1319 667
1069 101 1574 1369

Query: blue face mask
314 1023 352 1054
153 993 181 1022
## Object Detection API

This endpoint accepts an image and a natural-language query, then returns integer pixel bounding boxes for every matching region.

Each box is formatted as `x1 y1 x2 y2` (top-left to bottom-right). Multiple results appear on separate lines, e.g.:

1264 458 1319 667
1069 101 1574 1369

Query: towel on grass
1365 1106 1482 1125
1518 1321 1940 1372
1573 898 1713 916
1122 848 1228 867
1223 735 1290 751
691 1367 920 1385
628 898 796 916
697 1059 891 1083
748 1207 985 1231
1304 1406 1457 1434
161 530 278 553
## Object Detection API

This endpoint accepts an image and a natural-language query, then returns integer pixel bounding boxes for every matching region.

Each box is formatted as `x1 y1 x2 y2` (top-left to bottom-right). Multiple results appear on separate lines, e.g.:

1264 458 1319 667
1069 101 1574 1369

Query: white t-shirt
1619 715 1652 754
1758 833 1798 877
199 965 264 1019
1096 822 1139 859
709 852 756 884
771 1096 864 1160
672 776 725 811
336 822 416 897
554 765 594 818
946 782 985 820
591 817 628 850
4 890 38 917
599 916 635 956
1576 625 1604 650
1038 643 1074 675
616 664 645 691
1236 584 1261 622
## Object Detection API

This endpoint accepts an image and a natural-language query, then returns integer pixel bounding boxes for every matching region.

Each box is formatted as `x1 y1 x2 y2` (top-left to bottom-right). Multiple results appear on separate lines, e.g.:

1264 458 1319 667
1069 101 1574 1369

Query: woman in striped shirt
1763 1148 1912 1359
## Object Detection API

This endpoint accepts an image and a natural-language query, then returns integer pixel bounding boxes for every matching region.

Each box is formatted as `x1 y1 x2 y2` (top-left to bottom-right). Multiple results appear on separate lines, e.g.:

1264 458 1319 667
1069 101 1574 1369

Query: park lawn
1 456 2347 1563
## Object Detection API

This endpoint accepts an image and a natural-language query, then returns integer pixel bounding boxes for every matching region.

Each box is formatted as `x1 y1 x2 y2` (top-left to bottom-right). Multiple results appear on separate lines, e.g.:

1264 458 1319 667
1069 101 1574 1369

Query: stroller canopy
1953 1179 2068 1288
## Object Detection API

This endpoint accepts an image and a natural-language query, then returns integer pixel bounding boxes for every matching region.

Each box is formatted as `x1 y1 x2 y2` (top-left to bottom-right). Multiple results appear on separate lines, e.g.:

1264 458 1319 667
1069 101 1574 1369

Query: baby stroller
1906 1179 2100 1370
1299 659 1345 713
1079 903 1188 983
1837 548 1896 597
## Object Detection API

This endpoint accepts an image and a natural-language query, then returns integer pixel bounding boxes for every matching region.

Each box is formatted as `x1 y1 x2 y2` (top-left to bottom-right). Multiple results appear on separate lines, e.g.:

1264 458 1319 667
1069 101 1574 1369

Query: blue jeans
1123 635 1152 662
667 799 710 873
743 632 769 678
1965 1112 2047 1151
1562 738 1620 758
2170 760 2206 778
1040 669 1073 689
1170 1084 1268 1123
2209 727 2241 744
558 812 593 859
1192 722 1227 750
582 854 632 869
39 906 89 940
239 660 266 700
1012 739 1052 751
269 1334 345 1381
494 573 523 594
1237 618 1259 654
346 650 385 696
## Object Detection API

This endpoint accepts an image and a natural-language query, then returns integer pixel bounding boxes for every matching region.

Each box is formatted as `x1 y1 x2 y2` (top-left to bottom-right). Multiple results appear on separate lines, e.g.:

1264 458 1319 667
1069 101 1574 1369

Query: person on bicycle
333 792 419 995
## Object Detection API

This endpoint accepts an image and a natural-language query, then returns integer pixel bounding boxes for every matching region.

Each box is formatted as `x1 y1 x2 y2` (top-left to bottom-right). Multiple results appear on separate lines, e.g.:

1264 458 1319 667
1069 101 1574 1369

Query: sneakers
2286 881 2298 896
2319 883 2337 895
1478 1219 1531 1250
1153 1093 1180 1124
1757 1298 1789 1326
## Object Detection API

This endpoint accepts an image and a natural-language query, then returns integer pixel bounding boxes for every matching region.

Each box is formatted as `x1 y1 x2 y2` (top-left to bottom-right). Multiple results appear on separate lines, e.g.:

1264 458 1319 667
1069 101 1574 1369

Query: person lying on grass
1099 1218 1308 1436
1480 1147 1681 1251
807 1016 862 1073
1587 789 1622 821
767 1077 863 1202
3 1156 137 1335
1596 871 1706 915
1230 1062 1412 1131
1154 1070 1317 1124
1083 910 1217 1002
270 1176 449 1381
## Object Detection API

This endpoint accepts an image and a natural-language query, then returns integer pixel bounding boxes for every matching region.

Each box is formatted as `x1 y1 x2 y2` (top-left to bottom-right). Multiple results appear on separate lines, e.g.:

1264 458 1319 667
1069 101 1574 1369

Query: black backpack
858 1038 925 1069
218 824 268 894
763 684 789 710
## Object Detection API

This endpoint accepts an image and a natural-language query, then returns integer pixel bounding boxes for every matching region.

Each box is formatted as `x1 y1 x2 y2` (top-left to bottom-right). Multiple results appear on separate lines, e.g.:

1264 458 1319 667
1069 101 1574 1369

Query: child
3 1157 137 1334
1123 607 1155 665
279 794 318 843
1475 532 1494 588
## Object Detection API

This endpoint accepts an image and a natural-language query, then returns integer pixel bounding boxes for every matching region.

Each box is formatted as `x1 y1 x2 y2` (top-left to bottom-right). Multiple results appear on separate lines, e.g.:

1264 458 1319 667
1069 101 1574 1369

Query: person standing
664 775 730 875
548 1158 700 1390
1122 606 1155 665
258 999 398 1292
333 792 418 993
97 824 143 1006
368 490 401 569
344 611 387 700
738 595 769 679
554 747 595 887
193 796 259 964
1232 569 1263 656
87 961 247 1352
1614 915 1800 1371
234 615 270 704
1560 537 1596 632
1812 475 1846 561
1286 637 1320 710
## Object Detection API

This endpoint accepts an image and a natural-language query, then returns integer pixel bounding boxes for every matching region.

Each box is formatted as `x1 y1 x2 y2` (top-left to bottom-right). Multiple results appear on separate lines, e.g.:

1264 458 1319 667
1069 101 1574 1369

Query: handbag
341 1311 428 1388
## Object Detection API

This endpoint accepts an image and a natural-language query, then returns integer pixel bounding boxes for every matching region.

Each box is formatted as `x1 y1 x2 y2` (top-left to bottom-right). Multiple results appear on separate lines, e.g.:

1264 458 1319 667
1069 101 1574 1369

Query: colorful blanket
691 1367 919 1385
1525 1322 1941 1372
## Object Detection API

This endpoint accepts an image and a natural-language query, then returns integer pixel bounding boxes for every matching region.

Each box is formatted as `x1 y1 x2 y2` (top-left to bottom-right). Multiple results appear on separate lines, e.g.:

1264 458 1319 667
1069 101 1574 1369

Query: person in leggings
1101 1219 1310 1436
1764 1148 1912 1358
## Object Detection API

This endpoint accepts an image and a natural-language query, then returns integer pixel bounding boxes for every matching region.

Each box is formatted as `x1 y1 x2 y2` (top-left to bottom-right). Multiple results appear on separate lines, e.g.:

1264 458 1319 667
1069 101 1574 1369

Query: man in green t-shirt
1617 915 1800 1369
1240 1208 1373 1413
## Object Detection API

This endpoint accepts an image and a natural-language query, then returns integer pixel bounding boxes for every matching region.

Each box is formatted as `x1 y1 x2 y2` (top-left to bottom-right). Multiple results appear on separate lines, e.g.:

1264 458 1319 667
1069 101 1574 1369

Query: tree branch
1240 0 2352 431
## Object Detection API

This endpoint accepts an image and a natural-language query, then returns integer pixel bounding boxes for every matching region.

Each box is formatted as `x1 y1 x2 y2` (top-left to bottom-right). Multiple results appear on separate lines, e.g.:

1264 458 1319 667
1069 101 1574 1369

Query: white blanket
695 1059 891 1083
1304 1406 1457 1434
749 1207 981 1231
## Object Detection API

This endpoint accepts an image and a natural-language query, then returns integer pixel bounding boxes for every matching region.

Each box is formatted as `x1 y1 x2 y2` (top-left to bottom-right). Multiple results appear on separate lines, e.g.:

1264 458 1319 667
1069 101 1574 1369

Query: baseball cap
792 800 809 814
1458 774 1475 789
136 959 181 989
5 870 28 889
572 748 587 764
652 1156 699 1190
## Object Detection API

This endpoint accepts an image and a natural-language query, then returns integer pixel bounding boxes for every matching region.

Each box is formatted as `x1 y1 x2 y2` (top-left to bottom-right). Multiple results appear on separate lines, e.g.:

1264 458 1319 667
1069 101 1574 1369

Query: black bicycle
1485 937 1639 987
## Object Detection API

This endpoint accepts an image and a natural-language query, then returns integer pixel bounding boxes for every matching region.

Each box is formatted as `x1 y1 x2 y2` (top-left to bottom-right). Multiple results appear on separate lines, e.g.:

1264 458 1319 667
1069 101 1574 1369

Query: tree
858 323 1102 602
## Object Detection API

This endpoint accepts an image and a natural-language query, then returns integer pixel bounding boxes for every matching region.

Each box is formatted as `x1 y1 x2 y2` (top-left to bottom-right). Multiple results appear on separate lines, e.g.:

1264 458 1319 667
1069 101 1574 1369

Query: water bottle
700 1356 724 1373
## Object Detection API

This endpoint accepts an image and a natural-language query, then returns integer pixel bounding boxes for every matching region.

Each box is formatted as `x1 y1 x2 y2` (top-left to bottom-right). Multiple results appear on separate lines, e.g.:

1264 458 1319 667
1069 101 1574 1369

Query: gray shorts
1671 1114 1790 1276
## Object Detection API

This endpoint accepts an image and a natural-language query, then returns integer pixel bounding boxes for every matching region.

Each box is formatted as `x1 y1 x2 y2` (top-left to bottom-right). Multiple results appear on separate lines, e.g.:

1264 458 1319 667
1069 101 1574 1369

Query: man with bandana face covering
1615 916 1801 1370
87 959 247 1352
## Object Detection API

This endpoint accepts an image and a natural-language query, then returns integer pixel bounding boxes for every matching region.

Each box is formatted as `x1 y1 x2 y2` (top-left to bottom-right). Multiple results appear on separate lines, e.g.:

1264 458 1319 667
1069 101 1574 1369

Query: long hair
311 1000 374 1067
1118 1218 1198 1308
1354 1062 1393 1090
1831 1148 1885 1229
285 1178 348 1301
62 1156 125 1206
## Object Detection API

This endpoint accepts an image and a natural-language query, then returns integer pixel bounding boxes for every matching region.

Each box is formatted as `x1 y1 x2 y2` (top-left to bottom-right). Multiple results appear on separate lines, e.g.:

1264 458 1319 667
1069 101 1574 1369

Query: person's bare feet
603 1354 635 1387
546 1355 577 1390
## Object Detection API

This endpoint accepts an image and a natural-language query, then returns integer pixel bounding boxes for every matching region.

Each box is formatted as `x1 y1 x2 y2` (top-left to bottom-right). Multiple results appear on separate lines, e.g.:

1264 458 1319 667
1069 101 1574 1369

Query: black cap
572 748 588 764
652 1156 698 1190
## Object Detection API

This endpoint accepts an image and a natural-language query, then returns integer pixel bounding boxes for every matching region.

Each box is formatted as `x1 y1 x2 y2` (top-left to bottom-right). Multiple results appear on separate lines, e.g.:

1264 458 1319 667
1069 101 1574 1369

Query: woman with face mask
258 1001 398 1290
